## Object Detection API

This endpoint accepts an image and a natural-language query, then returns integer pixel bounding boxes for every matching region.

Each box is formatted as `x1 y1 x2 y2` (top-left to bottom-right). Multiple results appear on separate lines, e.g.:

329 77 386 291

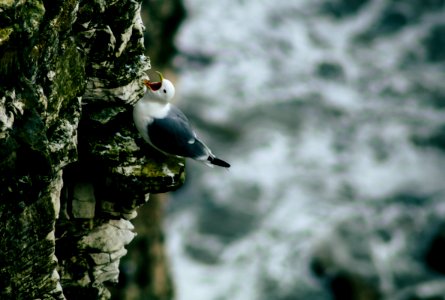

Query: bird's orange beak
143 71 164 91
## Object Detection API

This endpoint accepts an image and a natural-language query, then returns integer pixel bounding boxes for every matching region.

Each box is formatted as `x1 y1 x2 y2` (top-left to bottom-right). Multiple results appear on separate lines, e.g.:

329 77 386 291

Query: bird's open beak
143 71 164 91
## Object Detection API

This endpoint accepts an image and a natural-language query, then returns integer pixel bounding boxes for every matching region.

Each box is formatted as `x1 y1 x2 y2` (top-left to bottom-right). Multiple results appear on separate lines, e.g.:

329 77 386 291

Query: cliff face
0 1 184 299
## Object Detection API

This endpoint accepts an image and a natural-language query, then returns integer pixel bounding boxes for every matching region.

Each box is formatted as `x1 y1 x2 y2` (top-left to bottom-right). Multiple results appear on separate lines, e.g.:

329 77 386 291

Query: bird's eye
163 89 167 93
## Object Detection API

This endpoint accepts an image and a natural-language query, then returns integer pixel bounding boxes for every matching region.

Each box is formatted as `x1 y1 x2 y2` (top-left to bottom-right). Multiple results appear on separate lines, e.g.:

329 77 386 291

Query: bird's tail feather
208 156 230 168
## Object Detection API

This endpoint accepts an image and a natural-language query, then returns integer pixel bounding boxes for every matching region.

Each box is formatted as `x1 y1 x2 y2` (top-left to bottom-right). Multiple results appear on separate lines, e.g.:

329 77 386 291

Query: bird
133 71 230 168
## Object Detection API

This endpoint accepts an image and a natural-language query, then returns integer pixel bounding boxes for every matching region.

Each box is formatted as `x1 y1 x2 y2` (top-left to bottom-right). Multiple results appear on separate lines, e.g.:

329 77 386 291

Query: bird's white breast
133 99 171 143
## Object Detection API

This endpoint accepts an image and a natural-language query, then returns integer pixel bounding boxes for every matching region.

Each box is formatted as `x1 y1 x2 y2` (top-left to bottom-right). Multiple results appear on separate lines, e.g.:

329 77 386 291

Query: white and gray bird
133 72 230 168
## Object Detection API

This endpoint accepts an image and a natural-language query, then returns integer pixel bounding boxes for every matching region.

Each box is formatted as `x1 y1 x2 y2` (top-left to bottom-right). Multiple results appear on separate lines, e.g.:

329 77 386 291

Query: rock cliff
0 0 184 298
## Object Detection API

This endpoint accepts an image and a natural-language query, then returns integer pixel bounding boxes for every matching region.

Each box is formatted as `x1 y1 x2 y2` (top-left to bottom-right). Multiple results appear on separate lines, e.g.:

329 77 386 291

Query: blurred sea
165 1 445 299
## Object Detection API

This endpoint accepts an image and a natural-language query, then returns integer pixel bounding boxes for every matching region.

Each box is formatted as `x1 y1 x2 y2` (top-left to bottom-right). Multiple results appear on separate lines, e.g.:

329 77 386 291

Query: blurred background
119 0 445 299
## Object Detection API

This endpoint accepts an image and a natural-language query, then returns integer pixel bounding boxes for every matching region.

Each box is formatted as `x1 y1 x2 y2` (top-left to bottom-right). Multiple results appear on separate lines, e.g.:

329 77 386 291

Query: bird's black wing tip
209 157 231 168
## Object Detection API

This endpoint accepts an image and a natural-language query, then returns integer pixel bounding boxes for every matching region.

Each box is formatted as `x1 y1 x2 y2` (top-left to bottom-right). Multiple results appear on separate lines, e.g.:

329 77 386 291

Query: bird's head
142 71 175 102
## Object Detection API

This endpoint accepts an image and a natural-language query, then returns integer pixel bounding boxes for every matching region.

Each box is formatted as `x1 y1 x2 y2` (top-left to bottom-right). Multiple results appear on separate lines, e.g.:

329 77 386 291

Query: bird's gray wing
147 106 208 158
